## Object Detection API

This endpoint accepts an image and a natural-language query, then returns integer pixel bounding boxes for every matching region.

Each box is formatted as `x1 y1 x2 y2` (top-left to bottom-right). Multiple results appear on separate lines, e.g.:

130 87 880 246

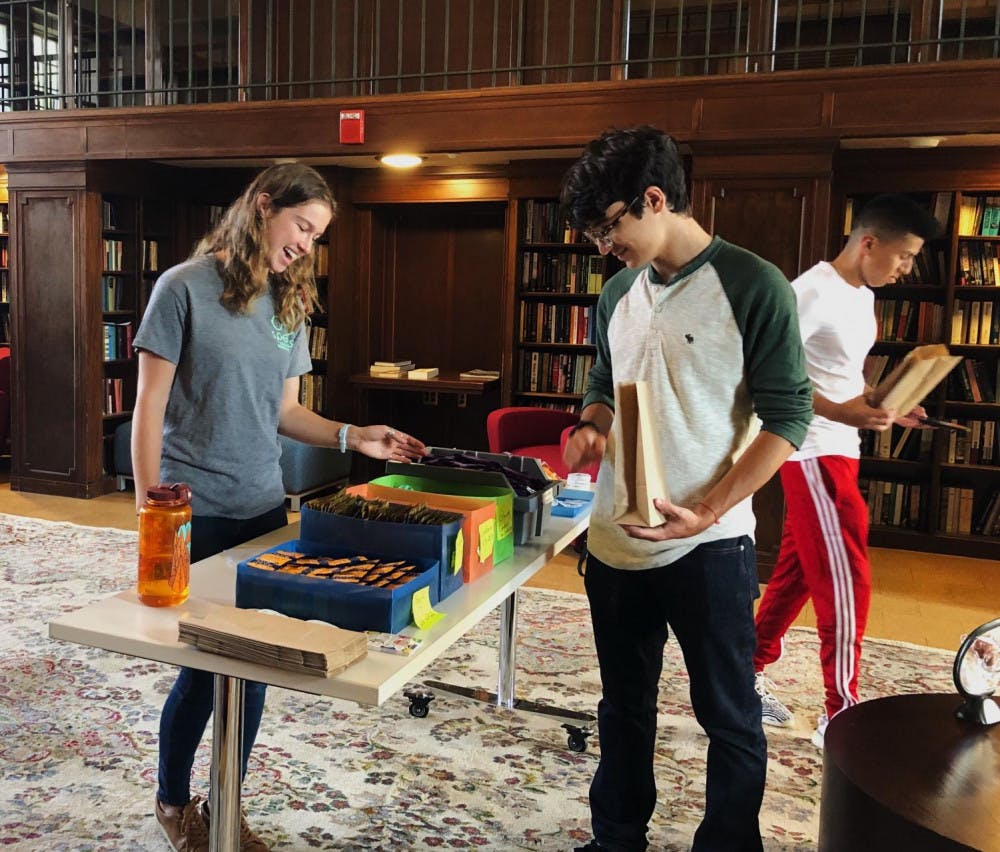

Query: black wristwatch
569 419 601 437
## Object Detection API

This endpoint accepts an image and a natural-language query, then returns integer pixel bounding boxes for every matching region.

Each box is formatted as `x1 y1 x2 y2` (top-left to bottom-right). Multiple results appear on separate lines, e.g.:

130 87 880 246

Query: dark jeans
157 503 288 806
585 537 766 852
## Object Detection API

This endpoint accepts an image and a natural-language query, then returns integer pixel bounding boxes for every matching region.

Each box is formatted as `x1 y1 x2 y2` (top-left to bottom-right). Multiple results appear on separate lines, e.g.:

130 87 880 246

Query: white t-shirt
790 261 876 460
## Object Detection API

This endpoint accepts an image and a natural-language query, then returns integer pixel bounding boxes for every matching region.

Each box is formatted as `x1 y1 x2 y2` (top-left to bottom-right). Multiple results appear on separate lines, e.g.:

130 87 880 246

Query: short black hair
852 194 939 242
560 126 689 229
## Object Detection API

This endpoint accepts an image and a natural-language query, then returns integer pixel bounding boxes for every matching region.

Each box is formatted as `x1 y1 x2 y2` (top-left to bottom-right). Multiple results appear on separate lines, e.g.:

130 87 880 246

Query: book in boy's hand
866 343 962 415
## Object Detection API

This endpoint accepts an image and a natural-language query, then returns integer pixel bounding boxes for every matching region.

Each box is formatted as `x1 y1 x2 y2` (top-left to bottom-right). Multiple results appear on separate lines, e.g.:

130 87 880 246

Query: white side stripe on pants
801 458 858 712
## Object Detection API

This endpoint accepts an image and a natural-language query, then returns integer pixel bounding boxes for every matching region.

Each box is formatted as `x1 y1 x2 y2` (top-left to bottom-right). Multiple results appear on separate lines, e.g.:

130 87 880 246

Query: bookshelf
848 190 1000 559
99 194 174 476
512 198 619 413
302 236 330 415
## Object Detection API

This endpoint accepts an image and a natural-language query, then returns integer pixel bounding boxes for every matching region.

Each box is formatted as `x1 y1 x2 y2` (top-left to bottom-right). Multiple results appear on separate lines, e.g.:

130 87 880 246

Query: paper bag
868 344 962 415
612 381 669 527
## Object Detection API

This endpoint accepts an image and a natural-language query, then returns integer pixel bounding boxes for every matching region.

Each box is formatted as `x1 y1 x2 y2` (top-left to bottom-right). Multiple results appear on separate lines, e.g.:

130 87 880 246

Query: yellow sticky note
411 586 444 630
452 529 464 575
477 519 495 562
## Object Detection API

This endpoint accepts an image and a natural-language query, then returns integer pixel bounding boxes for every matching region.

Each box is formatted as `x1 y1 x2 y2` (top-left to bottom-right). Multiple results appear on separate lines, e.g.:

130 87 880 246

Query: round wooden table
819 693 1000 851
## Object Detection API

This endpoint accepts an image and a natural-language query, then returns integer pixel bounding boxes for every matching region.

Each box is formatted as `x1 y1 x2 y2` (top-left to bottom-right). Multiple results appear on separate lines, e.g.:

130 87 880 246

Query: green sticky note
452 529 464 574
496 501 513 541
411 586 444 630
477 519 495 562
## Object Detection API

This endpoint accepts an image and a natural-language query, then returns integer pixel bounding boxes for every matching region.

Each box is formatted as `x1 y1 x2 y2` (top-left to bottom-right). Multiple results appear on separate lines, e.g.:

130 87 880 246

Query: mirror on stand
954 617 1000 726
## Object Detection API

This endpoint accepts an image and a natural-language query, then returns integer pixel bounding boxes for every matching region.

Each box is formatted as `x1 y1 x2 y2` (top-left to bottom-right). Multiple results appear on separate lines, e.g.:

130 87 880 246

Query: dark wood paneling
701 94 824 132
10 188 106 496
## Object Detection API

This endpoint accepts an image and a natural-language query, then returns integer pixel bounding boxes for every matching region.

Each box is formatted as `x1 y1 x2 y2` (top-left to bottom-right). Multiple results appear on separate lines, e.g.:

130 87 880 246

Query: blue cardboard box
235 539 440 634
551 488 594 518
299 503 465 602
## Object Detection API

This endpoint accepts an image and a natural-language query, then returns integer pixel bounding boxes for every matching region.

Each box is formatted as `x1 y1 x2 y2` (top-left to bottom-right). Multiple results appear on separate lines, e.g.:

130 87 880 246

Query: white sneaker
755 672 794 727
811 714 829 749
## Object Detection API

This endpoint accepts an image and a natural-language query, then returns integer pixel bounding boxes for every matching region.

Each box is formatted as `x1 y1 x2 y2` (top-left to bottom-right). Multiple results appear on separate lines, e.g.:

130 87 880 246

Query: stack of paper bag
612 380 669 527
178 601 367 678
868 344 962 415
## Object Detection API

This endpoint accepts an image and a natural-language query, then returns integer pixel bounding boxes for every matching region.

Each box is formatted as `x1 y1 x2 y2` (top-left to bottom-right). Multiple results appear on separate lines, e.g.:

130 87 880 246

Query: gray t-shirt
133 255 312 519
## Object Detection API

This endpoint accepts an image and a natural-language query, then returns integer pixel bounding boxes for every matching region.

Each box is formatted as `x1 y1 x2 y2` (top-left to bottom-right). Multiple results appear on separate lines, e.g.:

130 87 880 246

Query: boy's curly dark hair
560 126 689 230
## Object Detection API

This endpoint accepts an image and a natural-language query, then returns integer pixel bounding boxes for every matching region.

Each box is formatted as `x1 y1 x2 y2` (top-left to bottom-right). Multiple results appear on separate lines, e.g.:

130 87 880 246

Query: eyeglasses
583 196 641 247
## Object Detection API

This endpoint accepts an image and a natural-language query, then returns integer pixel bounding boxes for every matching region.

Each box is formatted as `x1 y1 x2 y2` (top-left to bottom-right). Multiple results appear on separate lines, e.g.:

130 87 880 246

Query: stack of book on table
369 359 413 378
408 367 439 380
458 369 500 381
178 600 367 677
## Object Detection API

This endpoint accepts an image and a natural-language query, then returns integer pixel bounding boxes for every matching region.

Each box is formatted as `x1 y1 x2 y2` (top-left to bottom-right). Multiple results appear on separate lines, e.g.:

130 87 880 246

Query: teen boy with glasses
561 126 813 852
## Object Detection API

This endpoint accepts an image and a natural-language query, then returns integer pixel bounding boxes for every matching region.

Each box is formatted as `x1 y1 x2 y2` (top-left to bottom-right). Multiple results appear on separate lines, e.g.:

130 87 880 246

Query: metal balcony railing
0 0 997 111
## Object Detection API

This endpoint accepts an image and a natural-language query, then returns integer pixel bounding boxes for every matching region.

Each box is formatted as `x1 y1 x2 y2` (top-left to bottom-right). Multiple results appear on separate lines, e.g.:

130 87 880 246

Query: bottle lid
146 482 193 505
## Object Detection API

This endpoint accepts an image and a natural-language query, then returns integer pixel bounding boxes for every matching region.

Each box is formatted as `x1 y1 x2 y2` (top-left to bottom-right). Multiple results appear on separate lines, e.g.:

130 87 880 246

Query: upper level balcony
2 0 998 112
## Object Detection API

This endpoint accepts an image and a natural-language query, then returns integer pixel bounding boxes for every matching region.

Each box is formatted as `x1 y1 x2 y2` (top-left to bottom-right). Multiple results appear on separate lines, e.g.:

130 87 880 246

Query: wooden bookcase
511 198 619 414
98 194 175 476
844 187 1000 559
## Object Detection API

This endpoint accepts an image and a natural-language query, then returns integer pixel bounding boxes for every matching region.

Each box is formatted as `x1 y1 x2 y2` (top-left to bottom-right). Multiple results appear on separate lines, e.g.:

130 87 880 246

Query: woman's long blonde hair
194 163 337 330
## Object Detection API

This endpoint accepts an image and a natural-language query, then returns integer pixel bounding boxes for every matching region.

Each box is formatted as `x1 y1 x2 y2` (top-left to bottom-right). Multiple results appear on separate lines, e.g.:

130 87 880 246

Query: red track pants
754 456 872 720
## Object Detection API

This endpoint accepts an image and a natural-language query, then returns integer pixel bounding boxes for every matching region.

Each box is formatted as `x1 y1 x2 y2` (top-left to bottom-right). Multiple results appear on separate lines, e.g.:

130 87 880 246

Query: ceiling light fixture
378 153 424 168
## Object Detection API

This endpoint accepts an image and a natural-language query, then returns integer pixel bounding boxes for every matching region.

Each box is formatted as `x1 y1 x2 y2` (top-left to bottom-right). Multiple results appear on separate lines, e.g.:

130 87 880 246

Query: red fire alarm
339 109 365 144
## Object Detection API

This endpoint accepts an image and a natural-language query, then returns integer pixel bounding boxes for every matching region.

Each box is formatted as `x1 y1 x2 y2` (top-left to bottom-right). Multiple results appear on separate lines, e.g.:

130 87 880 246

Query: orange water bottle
137 483 193 607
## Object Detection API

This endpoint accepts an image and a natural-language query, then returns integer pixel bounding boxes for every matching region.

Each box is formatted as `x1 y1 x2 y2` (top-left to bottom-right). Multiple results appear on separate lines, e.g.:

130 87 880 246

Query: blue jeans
584 537 766 852
157 504 288 806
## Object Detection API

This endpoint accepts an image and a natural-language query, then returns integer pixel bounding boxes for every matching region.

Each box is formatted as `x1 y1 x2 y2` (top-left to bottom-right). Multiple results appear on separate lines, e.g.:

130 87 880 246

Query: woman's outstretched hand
353 425 427 462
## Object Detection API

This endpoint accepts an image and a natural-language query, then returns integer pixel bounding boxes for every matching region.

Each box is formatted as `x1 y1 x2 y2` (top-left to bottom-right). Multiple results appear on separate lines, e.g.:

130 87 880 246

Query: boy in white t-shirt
753 194 939 747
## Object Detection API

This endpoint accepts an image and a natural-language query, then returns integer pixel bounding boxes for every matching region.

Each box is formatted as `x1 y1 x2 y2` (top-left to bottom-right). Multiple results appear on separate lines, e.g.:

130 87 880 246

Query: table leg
496 589 518 709
209 673 245 852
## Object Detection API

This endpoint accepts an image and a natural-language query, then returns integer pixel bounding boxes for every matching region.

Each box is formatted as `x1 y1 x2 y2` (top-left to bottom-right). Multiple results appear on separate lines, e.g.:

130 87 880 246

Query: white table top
49 513 590 706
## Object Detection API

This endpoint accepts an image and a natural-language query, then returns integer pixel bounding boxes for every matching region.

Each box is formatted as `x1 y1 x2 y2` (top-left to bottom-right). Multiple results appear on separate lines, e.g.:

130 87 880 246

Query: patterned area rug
0 512 956 851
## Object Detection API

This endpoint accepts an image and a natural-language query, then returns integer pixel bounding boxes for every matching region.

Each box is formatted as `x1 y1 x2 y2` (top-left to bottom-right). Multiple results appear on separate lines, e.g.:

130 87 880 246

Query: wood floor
1 480 995 652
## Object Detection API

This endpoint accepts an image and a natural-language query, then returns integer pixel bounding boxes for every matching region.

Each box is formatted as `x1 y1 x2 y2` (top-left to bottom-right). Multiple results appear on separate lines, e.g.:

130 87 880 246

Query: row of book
104 238 125 271
946 359 999 403
873 298 943 343
950 299 999 345
522 200 585 245
0 205 8 233
519 301 595 346
102 321 134 361
518 350 594 395
101 275 135 312
0 272 8 303
902 243 947 287
101 200 124 230
861 423 934 462
957 195 1000 237
314 249 328 276
0 246 7 268
141 239 161 272
859 478 922 530
939 486 977 535
299 373 325 412
308 325 328 360
521 251 606 294
971 490 1000 537
102 377 128 415
943 420 998 466
957 240 999 287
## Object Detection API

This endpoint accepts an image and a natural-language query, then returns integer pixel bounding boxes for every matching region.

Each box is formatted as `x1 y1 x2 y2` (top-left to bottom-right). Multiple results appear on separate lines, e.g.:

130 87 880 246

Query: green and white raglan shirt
584 236 813 570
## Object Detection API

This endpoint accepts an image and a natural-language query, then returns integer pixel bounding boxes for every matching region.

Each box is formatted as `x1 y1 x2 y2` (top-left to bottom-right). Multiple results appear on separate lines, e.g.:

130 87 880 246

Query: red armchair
486 406 598 481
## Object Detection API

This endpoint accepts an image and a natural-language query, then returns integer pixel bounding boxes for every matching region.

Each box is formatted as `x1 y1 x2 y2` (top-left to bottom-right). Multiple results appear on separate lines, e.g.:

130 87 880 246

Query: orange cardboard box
344 483 496 583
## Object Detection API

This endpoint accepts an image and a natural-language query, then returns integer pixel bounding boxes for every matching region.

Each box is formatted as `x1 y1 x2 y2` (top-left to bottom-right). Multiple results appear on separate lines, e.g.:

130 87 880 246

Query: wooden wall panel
9 188 104 497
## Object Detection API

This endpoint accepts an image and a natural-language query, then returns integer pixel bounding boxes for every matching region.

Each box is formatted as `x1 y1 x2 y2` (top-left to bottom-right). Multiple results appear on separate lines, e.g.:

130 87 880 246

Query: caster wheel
404 688 433 719
562 722 593 754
